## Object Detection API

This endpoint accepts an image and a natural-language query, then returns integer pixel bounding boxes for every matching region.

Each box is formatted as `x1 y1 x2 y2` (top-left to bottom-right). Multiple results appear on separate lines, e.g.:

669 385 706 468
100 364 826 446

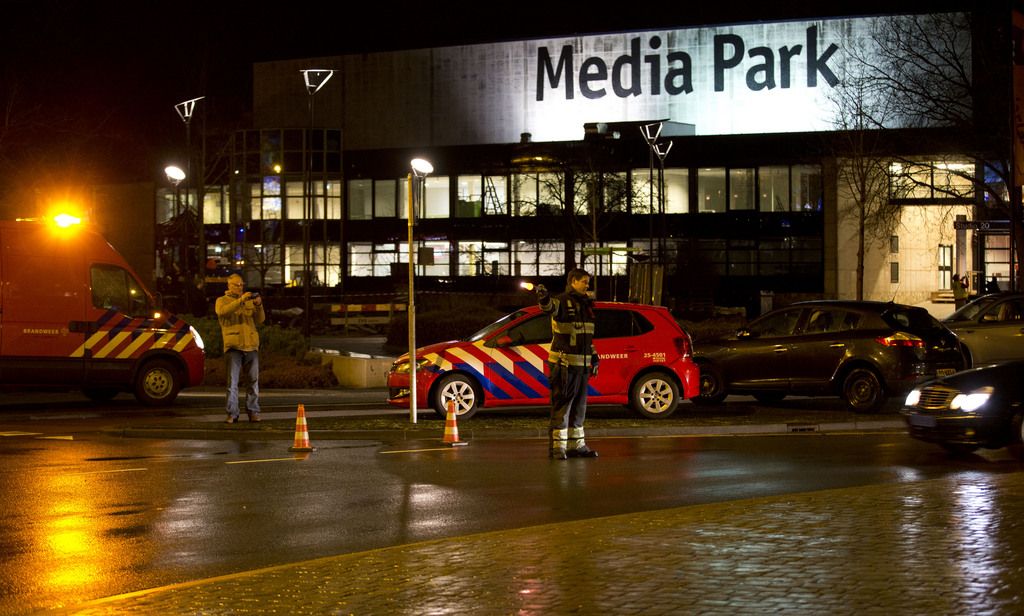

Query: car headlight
392 358 431 374
905 389 921 406
949 386 993 412
189 325 205 351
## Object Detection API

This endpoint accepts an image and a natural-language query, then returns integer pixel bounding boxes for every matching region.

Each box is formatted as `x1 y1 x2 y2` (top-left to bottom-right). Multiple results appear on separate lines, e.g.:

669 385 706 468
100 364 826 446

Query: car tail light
674 333 692 357
875 332 925 348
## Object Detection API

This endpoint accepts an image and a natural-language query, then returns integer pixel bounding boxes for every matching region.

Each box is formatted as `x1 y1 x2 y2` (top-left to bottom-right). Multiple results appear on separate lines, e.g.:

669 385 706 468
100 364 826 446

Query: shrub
203 351 336 388
385 304 507 351
183 315 308 360
184 314 325 388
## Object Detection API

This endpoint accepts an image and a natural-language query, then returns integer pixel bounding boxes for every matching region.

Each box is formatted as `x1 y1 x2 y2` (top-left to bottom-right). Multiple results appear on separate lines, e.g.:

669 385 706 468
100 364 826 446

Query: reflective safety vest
540 291 596 368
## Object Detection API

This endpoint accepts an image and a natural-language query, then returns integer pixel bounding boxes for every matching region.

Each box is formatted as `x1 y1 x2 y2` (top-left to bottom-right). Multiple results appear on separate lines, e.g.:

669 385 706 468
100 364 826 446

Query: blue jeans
225 350 260 418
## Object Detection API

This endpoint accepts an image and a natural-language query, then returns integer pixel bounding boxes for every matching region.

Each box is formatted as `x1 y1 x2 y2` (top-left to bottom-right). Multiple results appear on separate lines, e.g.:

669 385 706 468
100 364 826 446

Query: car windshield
467 310 530 342
944 296 1000 322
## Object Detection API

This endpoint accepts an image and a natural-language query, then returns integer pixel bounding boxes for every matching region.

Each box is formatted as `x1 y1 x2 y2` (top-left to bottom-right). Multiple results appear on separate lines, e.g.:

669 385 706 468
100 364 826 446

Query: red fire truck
0 217 205 405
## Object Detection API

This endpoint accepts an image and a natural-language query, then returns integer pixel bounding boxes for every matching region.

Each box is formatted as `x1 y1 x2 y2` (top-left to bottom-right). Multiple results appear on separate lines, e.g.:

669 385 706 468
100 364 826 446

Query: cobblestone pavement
57 470 1024 615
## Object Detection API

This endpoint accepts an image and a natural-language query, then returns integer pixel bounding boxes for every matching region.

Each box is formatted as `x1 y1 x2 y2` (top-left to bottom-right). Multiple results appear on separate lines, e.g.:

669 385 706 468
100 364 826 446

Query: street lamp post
408 157 433 424
174 97 204 283
653 141 673 268
640 122 663 305
299 69 334 338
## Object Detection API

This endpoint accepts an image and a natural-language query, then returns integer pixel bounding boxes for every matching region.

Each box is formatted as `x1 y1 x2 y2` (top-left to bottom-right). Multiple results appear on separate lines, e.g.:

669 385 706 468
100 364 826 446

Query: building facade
159 7 1017 315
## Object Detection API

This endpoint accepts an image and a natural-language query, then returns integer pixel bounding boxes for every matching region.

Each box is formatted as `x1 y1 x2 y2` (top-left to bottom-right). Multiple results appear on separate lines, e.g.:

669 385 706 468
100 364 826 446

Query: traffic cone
288 404 316 452
442 400 468 447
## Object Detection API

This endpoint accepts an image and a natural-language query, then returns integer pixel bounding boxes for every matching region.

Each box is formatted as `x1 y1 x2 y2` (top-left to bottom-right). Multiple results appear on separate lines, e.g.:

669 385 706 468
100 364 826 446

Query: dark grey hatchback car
693 300 966 412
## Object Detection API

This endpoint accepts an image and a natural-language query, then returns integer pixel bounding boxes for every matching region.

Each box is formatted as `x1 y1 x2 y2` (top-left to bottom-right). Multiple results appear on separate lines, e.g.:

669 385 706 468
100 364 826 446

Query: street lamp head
653 141 673 160
410 158 434 177
640 121 663 145
174 97 205 124
301 69 334 95
164 165 186 185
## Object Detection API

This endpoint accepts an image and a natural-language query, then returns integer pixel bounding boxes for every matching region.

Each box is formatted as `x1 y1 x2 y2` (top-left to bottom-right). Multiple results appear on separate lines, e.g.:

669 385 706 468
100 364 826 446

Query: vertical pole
648 147 654 304
184 120 192 285
303 94 313 338
407 173 417 424
657 156 665 303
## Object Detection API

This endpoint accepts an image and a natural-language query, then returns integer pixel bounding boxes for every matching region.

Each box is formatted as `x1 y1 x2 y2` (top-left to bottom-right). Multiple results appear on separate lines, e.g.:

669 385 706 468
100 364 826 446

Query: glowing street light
164 165 186 185
164 165 185 217
407 157 433 424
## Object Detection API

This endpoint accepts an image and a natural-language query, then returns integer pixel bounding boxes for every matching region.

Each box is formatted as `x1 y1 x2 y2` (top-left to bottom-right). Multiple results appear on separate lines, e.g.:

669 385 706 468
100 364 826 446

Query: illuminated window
730 168 755 210
664 168 689 213
348 242 399 277
484 176 507 215
697 168 726 213
792 165 823 211
632 168 688 214
512 241 566 276
759 166 790 211
323 182 342 219
512 173 562 216
457 175 484 218
375 179 397 217
458 241 510 275
244 244 284 286
398 176 449 220
890 160 973 200
285 181 304 219
203 187 227 224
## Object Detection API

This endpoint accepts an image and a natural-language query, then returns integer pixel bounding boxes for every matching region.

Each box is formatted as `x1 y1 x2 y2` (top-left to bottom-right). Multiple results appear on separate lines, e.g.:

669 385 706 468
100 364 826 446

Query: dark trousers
549 363 589 431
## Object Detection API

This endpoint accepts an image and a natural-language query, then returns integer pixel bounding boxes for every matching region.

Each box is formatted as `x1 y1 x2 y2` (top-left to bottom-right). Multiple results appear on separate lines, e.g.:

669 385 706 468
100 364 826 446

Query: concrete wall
834 170 973 305
320 352 392 389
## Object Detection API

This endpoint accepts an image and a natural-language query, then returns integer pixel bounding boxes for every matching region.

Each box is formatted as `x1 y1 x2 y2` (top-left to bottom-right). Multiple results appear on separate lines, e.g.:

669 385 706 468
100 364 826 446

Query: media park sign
428 13 967 142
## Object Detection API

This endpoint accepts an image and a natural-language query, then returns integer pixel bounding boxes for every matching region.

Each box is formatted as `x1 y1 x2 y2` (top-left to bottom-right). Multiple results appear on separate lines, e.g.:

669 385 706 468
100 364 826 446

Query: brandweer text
536 26 839 101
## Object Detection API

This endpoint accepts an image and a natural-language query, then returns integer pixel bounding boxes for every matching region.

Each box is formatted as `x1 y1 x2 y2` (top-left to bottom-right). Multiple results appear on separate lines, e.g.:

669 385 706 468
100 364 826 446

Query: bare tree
829 77 904 300
512 140 646 277
845 11 1020 288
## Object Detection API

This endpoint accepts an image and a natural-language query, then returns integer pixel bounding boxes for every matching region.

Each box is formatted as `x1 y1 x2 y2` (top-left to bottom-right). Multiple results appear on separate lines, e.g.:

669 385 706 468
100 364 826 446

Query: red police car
387 302 699 419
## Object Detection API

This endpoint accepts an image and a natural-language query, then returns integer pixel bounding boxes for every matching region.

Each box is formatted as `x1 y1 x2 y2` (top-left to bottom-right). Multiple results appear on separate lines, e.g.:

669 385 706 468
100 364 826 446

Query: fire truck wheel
135 359 181 406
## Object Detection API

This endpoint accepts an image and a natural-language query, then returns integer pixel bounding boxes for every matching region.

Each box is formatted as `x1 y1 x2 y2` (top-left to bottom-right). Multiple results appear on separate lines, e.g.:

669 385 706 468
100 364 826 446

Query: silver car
943 292 1024 367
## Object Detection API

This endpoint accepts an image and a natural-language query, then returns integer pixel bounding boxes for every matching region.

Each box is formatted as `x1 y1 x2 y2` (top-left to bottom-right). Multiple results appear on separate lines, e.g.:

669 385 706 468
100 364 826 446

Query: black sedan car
694 300 966 412
902 360 1024 456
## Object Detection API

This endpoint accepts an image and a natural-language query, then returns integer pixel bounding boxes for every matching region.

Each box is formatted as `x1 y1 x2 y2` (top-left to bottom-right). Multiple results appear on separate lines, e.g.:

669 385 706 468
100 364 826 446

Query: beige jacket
215 291 266 352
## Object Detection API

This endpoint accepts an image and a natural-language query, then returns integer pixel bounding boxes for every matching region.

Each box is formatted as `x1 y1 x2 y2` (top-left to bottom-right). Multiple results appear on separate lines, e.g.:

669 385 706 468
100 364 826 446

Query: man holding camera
535 268 600 460
216 274 266 423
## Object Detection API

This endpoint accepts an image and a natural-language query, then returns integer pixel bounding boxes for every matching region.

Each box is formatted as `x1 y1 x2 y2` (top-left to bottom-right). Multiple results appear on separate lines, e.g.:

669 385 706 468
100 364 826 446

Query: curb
105 419 906 442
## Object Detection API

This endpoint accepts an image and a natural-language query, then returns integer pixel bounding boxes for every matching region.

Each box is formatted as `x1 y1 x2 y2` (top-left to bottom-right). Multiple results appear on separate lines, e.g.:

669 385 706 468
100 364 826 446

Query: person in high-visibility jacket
216 274 266 423
535 268 600 460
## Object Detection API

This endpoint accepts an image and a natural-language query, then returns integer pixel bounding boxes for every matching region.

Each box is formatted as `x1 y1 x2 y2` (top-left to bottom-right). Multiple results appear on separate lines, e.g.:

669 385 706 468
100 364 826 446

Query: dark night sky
0 0 977 191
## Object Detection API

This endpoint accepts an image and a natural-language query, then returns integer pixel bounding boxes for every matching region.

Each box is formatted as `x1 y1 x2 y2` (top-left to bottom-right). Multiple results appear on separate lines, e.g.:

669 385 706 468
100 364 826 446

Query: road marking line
226 457 308 465
0 431 42 437
380 447 464 454
77 468 148 475
36 435 74 440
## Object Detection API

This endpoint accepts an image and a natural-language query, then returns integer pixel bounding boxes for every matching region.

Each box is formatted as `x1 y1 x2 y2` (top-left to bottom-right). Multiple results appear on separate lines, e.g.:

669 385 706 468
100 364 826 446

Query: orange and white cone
288 403 316 452
442 400 468 447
